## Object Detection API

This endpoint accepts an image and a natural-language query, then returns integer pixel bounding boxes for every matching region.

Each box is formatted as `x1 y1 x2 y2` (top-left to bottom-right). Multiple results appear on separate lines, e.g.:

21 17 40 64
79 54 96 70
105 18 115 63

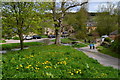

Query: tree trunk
18 33 24 50
55 28 61 45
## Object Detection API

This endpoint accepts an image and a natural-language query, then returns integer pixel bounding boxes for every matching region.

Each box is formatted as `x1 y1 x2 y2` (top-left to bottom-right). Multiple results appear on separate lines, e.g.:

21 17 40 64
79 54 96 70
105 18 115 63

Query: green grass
51 38 76 44
72 43 88 48
1 42 44 50
0 40 6 43
2 45 119 78
97 46 120 59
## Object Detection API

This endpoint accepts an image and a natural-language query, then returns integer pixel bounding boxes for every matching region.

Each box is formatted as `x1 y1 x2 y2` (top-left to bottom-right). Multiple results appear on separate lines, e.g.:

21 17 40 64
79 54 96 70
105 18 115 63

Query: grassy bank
1 42 44 50
51 38 77 44
72 43 87 48
97 46 120 59
2 45 119 78
0 40 6 43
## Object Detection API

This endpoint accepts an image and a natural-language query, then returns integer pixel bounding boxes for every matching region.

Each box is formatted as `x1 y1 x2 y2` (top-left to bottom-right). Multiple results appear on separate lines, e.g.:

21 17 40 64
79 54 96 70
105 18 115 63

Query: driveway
0 38 55 44
76 43 120 70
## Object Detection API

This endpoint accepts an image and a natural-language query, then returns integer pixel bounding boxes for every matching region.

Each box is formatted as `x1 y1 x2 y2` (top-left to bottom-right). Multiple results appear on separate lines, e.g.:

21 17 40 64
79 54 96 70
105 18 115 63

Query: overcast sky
69 0 119 12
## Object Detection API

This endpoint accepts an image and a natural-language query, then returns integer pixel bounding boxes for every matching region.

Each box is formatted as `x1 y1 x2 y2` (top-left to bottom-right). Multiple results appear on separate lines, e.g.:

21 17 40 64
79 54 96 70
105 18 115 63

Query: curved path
76 43 120 70
0 38 55 44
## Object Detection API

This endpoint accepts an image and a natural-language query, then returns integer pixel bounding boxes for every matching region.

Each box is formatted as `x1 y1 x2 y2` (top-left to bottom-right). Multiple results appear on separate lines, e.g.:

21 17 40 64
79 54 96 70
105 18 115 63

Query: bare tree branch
65 1 88 11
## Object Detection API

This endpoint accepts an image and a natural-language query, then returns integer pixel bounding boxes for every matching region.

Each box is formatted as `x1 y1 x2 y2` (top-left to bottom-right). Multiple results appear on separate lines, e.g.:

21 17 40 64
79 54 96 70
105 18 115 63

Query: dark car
48 35 55 38
33 35 41 39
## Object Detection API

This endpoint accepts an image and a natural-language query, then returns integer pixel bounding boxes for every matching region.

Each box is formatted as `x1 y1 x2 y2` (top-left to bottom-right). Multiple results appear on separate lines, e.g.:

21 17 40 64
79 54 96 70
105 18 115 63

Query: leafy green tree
2 2 48 50
64 7 88 39
52 0 88 45
96 3 118 36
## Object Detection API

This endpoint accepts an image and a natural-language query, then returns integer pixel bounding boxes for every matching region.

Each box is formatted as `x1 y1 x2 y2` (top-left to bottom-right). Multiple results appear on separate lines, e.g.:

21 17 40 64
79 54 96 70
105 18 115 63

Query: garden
2 45 119 78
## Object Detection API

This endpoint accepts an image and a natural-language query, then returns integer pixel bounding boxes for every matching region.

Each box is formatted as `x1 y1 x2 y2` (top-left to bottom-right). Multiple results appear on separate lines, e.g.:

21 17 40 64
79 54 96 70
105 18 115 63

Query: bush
104 37 111 43
110 35 120 53
101 41 111 48
0 40 6 43
75 31 86 40
12 37 20 40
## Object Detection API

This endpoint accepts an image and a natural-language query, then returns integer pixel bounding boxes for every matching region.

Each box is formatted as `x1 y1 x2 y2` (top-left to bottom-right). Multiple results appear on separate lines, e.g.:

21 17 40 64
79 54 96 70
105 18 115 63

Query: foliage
2 2 50 49
104 37 111 43
0 40 6 43
2 45 119 78
12 37 20 40
1 42 44 50
74 31 87 40
110 35 120 53
97 46 120 59
95 3 118 36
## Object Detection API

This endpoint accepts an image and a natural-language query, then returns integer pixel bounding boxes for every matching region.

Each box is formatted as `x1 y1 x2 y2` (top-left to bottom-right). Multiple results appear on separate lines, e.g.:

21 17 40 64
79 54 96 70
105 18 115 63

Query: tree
2 2 48 50
63 6 88 39
52 0 88 45
96 2 118 36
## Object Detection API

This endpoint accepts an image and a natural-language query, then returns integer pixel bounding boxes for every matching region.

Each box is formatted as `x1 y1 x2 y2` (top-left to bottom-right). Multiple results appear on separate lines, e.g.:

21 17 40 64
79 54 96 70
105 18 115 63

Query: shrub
12 37 20 40
104 37 111 43
0 40 6 43
75 31 86 40
110 35 120 53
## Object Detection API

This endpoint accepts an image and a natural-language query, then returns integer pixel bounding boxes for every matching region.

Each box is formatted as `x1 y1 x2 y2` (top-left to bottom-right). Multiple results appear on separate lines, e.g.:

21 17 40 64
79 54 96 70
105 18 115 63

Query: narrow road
76 43 120 70
0 38 55 44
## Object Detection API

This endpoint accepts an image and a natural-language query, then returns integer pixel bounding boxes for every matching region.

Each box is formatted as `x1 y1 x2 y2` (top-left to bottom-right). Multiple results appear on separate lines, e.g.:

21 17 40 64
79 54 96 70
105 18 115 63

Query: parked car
48 35 55 38
24 35 33 40
33 35 41 39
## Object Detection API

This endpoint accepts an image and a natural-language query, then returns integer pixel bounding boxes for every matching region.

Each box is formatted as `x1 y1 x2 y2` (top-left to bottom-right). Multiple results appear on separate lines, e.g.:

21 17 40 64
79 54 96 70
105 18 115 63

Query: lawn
51 38 77 44
0 40 6 43
72 43 88 48
1 42 44 50
97 46 120 59
2 45 119 78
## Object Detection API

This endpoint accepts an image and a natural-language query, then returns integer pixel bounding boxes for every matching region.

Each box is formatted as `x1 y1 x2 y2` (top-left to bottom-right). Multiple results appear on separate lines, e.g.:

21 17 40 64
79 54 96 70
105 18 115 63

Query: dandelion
25 66 30 69
71 73 74 75
75 71 79 74
36 65 38 66
19 64 23 67
16 67 19 69
25 65 32 69
65 57 68 60
44 66 52 69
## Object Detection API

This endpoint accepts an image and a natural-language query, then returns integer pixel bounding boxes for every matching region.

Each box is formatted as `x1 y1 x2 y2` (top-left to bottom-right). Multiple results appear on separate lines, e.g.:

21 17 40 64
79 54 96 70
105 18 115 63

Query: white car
24 35 33 40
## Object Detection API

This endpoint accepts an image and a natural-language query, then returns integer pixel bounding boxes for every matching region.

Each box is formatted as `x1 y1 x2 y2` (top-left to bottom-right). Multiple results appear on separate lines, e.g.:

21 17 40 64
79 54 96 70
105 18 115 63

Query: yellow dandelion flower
25 65 31 69
16 67 19 69
76 71 79 74
65 58 68 59
19 64 23 67
71 73 74 75
28 65 32 67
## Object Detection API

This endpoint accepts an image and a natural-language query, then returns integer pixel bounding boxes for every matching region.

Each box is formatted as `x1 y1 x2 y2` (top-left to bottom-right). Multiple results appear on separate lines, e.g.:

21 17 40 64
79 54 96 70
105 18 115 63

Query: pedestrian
84 39 87 43
93 43 95 49
89 43 93 49
88 40 91 43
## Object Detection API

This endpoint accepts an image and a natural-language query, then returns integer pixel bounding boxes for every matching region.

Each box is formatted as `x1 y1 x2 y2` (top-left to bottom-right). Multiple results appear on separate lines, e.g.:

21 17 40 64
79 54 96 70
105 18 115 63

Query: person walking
93 43 95 49
89 42 95 49
89 43 93 49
